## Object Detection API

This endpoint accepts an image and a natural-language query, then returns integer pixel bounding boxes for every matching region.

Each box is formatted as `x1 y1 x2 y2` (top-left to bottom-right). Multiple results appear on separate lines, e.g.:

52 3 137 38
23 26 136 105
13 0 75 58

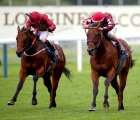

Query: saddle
39 41 57 74
103 32 128 58
40 41 57 61
102 32 129 74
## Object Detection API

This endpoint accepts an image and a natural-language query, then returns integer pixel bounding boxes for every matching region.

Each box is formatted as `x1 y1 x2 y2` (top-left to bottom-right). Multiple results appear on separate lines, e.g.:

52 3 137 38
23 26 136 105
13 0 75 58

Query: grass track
0 51 140 120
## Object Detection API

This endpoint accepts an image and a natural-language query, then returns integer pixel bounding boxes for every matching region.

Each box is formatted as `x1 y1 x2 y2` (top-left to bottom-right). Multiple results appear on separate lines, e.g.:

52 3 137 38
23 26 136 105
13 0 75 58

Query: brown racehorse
85 23 135 111
8 26 72 108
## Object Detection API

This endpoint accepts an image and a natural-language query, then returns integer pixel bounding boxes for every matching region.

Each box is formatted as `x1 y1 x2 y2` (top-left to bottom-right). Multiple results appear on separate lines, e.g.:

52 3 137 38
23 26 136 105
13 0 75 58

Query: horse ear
97 22 101 28
92 22 98 27
17 26 20 32
27 27 30 32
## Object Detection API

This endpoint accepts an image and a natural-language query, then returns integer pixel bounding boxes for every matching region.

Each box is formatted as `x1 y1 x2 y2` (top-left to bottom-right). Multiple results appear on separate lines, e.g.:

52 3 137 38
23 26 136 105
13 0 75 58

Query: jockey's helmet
29 11 41 24
91 12 104 23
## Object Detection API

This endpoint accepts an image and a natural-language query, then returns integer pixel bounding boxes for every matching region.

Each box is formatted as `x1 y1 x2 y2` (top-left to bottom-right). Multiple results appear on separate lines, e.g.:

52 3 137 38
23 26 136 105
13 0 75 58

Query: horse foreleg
32 74 39 105
103 78 111 109
8 81 23 105
89 84 99 111
89 71 99 111
8 68 26 105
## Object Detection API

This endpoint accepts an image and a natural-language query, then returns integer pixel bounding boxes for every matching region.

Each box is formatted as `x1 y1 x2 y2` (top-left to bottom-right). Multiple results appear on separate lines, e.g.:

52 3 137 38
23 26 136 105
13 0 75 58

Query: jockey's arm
82 18 92 29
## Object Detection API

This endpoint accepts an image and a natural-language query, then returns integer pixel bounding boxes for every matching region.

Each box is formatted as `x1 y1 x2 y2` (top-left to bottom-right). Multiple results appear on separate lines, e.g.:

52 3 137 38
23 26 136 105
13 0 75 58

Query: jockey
25 11 59 62
82 12 124 55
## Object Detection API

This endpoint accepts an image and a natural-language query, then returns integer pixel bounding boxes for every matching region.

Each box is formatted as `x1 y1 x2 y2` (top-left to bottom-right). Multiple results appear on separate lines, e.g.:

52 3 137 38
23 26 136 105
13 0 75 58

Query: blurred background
0 0 140 77
0 0 140 6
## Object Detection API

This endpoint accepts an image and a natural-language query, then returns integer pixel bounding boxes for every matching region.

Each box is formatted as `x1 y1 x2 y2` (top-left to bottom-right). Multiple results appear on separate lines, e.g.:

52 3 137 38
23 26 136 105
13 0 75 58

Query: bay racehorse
8 26 72 108
85 23 135 111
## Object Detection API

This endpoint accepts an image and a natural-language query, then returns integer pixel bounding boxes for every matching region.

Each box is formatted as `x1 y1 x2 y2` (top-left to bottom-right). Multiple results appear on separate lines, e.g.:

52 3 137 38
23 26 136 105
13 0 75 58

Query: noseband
87 27 102 55
17 31 36 53
17 33 30 53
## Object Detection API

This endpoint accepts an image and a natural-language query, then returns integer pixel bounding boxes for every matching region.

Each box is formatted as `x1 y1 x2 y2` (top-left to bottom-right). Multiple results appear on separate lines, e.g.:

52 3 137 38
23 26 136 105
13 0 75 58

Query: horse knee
17 82 23 91
33 74 39 82
104 79 111 86
93 85 98 95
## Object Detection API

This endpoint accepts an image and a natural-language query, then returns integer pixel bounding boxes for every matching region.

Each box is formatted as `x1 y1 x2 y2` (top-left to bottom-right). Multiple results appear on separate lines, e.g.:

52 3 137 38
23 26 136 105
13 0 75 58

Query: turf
0 49 140 120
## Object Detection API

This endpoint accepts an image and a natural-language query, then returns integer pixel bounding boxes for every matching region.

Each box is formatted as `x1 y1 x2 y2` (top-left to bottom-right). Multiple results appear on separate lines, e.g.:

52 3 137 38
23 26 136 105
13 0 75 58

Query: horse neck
26 38 43 55
98 34 110 53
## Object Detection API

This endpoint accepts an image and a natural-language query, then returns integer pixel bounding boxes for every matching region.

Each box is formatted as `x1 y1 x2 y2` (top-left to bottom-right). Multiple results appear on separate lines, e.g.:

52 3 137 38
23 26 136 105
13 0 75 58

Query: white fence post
77 39 82 72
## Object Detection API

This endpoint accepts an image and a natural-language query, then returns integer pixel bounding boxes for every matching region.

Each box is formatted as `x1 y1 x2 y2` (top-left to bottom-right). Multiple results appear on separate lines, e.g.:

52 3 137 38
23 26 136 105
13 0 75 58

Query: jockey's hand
48 27 53 33
33 28 38 34
99 27 103 31
83 25 90 29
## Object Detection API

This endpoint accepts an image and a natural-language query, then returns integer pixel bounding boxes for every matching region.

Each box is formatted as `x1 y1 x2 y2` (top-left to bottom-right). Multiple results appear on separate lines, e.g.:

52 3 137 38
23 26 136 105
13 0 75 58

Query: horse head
86 23 102 56
16 26 33 57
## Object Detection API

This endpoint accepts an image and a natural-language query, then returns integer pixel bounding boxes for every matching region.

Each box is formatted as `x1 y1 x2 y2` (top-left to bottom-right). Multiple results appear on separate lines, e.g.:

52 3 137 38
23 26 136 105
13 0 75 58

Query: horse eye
95 35 98 39
96 34 100 39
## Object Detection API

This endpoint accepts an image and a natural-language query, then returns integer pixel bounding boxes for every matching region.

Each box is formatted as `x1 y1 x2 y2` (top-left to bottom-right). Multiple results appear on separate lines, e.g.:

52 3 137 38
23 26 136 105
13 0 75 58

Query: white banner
0 6 140 39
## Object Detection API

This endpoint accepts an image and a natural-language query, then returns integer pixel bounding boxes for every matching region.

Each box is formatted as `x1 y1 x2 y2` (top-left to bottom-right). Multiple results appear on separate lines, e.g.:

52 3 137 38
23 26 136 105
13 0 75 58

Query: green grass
0 49 140 120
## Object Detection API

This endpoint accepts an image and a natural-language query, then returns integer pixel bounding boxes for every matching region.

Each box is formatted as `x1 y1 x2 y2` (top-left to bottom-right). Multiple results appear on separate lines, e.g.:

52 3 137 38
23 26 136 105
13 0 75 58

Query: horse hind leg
32 74 39 105
42 72 53 108
43 72 52 93
111 75 124 110
49 71 62 108
117 70 128 111
111 75 119 95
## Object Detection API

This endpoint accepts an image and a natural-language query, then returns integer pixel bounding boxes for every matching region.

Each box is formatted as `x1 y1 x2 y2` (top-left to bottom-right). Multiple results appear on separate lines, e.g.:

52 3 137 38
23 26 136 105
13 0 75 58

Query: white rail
0 36 140 78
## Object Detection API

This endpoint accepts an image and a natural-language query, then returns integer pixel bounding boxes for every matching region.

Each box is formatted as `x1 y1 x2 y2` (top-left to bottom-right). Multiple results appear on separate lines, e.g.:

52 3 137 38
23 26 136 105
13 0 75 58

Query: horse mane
20 26 26 32
91 22 99 27
91 23 110 41
20 26 38 39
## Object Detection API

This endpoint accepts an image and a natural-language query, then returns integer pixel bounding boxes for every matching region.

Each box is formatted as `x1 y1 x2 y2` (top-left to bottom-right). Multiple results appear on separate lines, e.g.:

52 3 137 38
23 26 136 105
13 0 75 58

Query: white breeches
37 31 49 42
30 27 49 43
107 26 117 39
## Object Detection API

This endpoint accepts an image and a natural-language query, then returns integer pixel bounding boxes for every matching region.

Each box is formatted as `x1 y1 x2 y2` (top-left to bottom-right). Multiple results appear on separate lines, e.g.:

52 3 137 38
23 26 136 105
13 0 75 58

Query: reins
24 48 47 56
25 34 37 51
85 27 102 49
24 34 48 56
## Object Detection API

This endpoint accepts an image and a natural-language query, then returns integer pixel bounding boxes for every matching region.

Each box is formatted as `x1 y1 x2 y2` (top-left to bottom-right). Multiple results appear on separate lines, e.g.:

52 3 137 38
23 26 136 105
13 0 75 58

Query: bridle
17 31 36 53
86 27 102 55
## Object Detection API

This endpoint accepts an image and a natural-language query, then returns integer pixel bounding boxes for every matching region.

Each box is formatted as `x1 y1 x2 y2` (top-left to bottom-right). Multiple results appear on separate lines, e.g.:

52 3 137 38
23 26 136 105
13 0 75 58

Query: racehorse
8 26 72 108
85 23 135 111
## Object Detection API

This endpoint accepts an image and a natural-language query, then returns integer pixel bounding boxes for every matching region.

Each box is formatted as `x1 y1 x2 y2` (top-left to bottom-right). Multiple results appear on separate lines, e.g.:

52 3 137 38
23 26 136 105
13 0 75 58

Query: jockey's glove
48 27 53 33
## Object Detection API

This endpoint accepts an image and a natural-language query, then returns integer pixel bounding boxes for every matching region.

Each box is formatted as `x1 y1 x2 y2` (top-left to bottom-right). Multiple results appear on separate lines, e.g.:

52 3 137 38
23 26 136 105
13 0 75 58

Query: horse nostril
16 51 22 57
87 49 91 55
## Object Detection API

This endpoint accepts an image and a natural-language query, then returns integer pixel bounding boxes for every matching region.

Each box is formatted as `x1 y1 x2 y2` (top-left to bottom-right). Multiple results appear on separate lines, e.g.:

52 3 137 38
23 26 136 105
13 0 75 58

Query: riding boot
45 40 59 62
116 42 124 55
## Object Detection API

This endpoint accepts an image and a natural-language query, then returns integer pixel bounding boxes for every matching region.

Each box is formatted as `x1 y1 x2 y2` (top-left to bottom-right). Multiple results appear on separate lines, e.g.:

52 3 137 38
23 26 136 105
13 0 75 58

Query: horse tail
62 67 73 81
130 59 135 69
130 49 135 69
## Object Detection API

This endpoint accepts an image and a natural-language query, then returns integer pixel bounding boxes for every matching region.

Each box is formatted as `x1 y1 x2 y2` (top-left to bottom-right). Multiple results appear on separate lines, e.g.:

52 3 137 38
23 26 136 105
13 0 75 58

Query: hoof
103 104 109 109
118 106 124 111
49 104 56 108
89 106 95 111
8 100 14 105
32 100 37 105
49 101 56 108
118 103 124 110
